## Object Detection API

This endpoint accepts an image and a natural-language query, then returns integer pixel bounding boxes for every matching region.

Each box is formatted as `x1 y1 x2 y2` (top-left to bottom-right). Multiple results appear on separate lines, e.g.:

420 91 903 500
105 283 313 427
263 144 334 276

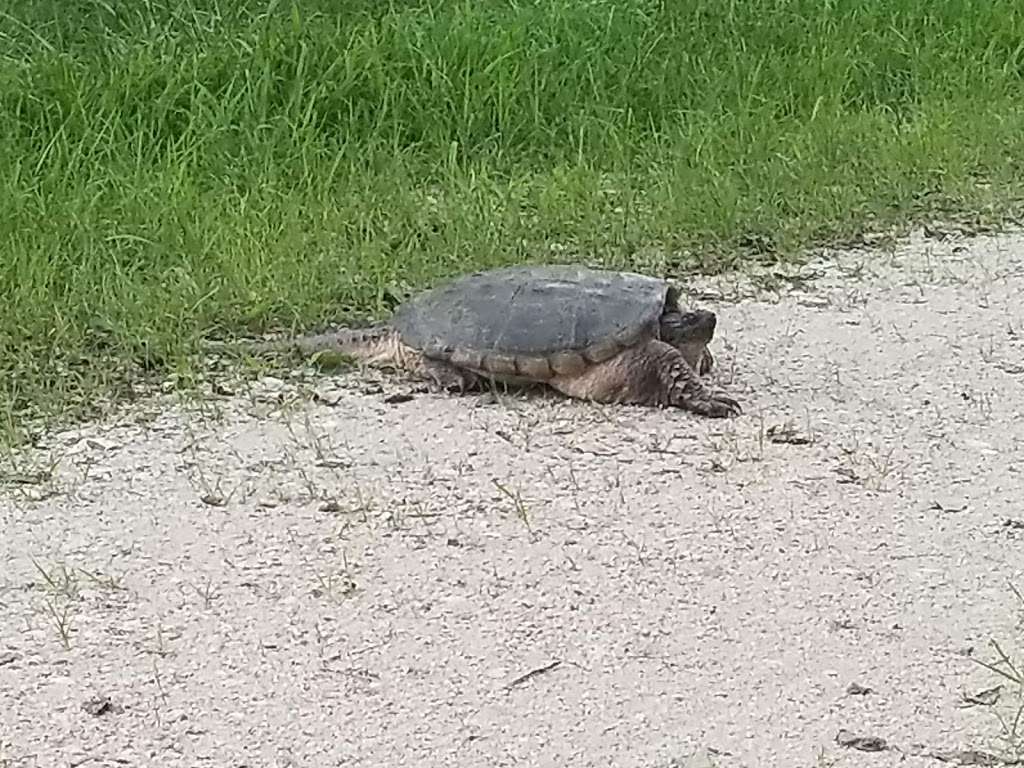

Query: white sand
3 229 1023 767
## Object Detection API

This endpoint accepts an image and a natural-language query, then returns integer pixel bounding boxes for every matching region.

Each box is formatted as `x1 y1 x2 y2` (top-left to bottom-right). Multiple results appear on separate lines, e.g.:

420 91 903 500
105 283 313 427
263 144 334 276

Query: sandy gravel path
3 229 1024 768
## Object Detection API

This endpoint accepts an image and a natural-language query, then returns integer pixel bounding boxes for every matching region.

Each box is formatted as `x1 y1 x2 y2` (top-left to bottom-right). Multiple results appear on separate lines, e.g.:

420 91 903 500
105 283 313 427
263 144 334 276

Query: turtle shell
390 264 674 380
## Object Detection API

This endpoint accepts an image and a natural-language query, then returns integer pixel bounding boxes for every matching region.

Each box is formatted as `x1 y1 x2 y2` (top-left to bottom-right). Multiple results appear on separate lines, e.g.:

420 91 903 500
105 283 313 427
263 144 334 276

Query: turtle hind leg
420 357 480 394
547 339 741 418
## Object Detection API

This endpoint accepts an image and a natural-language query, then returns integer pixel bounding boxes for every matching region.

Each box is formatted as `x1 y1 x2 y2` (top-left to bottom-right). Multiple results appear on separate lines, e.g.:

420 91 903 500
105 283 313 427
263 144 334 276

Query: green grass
2 0 1024 434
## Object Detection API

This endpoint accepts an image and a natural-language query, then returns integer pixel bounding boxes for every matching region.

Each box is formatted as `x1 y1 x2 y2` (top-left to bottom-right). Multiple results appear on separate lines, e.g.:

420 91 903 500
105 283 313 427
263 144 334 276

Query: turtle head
659 309 717 374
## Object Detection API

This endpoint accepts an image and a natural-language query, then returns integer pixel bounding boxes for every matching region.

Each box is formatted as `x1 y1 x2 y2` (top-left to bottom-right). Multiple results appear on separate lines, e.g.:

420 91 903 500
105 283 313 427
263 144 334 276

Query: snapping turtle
256 264 740 418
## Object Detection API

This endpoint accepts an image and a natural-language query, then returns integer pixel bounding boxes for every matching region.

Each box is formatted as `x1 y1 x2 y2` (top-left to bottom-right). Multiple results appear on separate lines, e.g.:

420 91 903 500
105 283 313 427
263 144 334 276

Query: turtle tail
258 324 395 357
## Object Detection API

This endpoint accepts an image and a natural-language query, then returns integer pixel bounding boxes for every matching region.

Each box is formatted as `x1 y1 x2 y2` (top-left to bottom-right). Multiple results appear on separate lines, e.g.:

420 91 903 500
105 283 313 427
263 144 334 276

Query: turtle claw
691 392 742 418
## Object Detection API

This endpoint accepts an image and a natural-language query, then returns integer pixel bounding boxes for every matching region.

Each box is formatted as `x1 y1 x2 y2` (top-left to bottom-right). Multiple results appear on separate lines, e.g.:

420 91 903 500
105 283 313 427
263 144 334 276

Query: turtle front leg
547 340 741 418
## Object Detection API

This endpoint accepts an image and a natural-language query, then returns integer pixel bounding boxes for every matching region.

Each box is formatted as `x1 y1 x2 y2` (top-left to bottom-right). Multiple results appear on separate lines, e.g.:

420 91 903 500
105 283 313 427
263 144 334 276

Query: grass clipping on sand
1 0 1023 430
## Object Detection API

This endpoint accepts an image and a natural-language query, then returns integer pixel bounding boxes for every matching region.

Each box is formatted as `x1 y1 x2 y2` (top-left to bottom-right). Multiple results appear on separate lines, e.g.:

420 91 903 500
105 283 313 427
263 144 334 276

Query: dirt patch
3 230 1024 767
